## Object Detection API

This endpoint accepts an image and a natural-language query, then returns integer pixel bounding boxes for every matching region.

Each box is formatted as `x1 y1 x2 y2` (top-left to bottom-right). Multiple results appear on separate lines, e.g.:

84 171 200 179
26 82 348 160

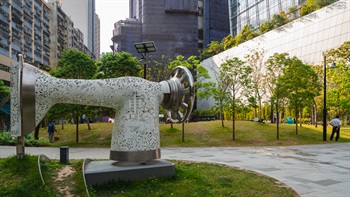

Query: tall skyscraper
95 13 100 61
0 0 94 84
61 0 96 53
112 0 230 60
113 0 198 61
201 0 230 48
229 0 306 36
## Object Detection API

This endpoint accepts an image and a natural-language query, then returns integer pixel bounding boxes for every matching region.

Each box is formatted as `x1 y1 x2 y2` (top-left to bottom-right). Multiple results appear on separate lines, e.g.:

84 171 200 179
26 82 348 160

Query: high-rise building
229 0 306 36
61 0 96 55
95 13 100 61
200 0 230 48
0 0 94 84
113 0 198 61
112 0 230 60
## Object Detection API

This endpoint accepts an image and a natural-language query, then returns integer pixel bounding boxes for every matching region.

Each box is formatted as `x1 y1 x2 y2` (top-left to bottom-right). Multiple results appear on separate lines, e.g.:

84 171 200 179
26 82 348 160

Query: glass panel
258 1 267 23
238 0 246 11
247 0 255 7
269 0 279 16
248 7 257 27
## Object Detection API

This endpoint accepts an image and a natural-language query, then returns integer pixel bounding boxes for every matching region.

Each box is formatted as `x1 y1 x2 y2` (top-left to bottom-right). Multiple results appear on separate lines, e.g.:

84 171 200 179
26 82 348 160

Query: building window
269 0 280 17
258 1 267 23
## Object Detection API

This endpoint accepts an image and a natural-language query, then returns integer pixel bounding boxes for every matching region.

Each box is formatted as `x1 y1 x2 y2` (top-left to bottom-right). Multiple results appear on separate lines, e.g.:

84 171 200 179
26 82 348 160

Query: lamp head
330 62 338 69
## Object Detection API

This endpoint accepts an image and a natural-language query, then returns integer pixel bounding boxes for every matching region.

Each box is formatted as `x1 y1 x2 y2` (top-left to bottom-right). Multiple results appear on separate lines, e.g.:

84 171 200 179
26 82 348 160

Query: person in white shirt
329 115 341 141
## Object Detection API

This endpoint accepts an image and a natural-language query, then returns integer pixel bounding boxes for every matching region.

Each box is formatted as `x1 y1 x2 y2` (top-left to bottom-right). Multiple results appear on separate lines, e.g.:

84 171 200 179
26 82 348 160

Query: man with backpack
48 121 56 143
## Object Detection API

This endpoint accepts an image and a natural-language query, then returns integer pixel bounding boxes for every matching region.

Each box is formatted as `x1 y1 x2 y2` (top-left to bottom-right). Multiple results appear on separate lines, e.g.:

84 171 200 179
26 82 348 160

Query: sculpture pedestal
84 159 175 185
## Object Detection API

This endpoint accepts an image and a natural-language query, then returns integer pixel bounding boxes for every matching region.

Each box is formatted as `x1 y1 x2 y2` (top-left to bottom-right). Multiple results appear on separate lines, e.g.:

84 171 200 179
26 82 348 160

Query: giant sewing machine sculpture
10 55 195 184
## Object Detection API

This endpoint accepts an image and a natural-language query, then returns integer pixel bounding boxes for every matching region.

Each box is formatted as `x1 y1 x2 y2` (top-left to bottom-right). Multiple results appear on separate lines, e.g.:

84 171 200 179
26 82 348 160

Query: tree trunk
232 108 235 140
34 123 40 140
220 100 225 127
270 100 274 123
232 93 236 141
258 93 262 121
220 106 224 127
314 103 318 128
182 122 185 142
299 110 303 127
87 117 91 130
61 117 64 130
295 107 298 135
254 107 257 119
76 116 79 143
276 99 279 139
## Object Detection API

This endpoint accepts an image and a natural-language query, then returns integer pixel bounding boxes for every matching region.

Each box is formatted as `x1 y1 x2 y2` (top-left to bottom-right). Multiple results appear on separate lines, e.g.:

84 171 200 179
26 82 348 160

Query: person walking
329 115 341 141
47 121 56 143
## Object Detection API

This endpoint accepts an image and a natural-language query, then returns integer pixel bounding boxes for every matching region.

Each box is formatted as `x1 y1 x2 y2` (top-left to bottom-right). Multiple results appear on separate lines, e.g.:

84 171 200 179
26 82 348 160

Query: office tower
112 0 230 60
61 0 96 54
95 14 100 61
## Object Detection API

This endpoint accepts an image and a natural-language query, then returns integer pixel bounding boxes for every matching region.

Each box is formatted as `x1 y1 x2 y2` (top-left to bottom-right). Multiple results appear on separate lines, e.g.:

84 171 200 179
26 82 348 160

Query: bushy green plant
0 131 16 145
24 134 49 147
0 132 49 146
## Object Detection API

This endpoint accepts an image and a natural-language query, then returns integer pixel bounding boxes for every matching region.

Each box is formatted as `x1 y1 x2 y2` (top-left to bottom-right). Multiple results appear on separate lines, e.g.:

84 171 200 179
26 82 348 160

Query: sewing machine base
110 149 161 162
84 159 175 185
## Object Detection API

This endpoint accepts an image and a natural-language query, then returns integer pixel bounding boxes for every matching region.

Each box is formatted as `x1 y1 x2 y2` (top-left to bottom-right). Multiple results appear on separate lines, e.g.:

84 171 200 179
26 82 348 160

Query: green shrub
0 131 16 145
0 132 49 146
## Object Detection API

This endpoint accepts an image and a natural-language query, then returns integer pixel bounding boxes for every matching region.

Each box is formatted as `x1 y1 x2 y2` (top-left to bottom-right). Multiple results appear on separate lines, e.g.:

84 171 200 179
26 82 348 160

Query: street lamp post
323 55 327 141
134 41 157 79
323 54 337 141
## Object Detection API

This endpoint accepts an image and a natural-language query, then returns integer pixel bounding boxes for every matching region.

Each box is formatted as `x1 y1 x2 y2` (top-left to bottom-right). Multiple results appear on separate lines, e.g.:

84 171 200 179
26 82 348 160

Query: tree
265 53 291 139
148 55 173 82
212 60 235 127
323 41 350 122
95 51 140 79
50 49 97 143
245 48 266 121
215 57 252 140
276 57 321 135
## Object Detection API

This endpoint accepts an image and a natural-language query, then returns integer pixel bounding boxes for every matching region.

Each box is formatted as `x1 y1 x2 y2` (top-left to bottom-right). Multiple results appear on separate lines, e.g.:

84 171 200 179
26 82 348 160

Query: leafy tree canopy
96 51 140 79
52 49 96 79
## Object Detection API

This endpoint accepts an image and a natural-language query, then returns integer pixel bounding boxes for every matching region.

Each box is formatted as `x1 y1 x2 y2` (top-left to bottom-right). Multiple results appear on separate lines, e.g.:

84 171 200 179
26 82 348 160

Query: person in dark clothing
47 121 56 143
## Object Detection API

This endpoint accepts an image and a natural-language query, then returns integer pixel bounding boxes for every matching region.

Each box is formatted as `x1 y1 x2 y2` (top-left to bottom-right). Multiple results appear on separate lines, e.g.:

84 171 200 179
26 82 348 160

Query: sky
95 0 129 53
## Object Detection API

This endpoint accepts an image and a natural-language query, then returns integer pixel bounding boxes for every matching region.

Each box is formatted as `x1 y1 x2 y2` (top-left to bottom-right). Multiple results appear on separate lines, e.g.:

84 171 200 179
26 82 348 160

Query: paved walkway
1 143 349 197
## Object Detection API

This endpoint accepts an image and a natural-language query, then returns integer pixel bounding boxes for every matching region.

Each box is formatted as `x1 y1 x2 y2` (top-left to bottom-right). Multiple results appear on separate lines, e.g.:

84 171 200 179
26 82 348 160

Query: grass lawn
0 156 298 197
39 120 350 148
2 120 347 196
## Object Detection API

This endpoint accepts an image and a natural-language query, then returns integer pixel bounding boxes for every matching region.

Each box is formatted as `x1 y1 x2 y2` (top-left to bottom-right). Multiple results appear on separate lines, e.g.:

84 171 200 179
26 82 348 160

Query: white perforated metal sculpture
11 55 195 161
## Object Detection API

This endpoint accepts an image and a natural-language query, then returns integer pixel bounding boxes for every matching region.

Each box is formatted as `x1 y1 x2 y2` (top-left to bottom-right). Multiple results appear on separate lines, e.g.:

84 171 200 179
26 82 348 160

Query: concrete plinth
84 159 175 185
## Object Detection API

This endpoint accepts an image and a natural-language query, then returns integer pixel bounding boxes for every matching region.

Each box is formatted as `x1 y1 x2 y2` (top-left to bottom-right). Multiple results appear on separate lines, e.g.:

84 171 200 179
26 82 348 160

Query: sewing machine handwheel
164 66 195 123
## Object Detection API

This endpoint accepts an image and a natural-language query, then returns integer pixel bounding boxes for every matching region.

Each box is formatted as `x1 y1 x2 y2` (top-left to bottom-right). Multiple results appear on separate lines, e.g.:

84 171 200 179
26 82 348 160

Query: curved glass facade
199 0 349 110
229 0 306 35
